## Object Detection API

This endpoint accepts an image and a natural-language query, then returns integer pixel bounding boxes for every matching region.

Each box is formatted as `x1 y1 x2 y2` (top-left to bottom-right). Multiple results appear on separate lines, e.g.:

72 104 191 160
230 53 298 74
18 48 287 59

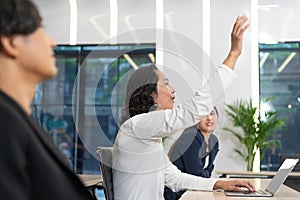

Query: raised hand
223 15 250 70
230 15 250 57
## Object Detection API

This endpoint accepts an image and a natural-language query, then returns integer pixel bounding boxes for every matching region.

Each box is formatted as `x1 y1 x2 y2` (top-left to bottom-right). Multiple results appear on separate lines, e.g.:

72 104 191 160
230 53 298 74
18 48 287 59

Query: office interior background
31 0 300 176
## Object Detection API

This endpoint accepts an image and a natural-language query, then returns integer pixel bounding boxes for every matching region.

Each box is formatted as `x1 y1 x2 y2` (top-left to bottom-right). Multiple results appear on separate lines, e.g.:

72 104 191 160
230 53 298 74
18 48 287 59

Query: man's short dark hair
0 0 41 36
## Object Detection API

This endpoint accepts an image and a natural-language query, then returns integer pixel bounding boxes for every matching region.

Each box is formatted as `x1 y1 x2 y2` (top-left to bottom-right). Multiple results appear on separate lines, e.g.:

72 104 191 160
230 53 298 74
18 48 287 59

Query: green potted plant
223 99 285 171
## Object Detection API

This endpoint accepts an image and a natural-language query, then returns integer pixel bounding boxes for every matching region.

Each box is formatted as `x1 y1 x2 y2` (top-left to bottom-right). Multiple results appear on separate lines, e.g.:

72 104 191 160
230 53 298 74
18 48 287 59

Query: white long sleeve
113 64 235 200
164 158 218 192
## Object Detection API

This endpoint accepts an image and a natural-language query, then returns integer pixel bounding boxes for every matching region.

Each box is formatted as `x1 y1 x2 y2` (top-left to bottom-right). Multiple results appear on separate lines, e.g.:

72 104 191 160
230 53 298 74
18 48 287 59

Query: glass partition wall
31 41 300 173
259 42 300 170
31 44 155 174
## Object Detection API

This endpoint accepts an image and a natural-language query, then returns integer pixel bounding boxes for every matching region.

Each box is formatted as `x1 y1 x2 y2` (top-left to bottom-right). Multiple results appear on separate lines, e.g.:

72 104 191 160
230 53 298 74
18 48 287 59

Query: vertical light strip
202 0 211 83
202 0 211 57
68 0 78 45
251 0 260 172
251 0 259 106
156 0 164 68
109 0 118 44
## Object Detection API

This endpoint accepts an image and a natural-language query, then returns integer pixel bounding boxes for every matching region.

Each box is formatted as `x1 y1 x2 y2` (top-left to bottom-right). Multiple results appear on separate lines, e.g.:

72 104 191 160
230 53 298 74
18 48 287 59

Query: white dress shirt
113 65 235 200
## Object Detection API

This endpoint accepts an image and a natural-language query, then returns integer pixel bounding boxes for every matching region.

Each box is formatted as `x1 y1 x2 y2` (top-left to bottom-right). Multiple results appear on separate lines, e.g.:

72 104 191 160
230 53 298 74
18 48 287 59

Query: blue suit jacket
171 125 219 177
164 125 219 200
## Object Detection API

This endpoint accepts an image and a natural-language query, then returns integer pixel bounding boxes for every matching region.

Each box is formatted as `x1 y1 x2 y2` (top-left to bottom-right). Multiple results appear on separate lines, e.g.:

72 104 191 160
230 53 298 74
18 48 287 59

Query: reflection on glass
31 44 155 174
259 42 300 171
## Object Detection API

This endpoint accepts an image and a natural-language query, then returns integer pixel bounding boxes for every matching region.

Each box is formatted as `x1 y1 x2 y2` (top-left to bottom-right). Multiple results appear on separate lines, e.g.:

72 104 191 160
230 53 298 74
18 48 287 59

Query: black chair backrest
96 147 114 200
279 154 300 172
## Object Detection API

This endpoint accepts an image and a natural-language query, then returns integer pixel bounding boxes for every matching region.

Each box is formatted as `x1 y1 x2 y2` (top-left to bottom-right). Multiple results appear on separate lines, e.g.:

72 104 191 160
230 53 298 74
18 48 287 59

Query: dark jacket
164 125 219 200
171 125 219 177
0 90 95 200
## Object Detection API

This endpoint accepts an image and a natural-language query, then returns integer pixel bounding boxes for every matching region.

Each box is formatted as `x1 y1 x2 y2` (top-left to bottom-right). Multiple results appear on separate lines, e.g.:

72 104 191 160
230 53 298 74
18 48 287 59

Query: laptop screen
266 158 299 194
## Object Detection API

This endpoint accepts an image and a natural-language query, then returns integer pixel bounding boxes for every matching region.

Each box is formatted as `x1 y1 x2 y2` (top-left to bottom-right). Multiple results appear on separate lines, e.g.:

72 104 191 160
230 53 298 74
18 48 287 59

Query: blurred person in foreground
0 0 95 199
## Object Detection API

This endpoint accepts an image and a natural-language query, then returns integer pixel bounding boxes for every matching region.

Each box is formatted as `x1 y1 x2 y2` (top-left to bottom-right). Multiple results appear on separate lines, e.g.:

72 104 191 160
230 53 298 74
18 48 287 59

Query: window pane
32 44 155 174
36 105 76 169
84 57 118 105
259 43 300 170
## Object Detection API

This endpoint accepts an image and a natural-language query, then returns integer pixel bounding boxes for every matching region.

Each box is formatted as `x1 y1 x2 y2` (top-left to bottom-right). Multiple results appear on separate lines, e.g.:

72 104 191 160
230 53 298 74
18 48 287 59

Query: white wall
259 0 300 43
34 0 70 43
210 0 252 175
34 0 300 176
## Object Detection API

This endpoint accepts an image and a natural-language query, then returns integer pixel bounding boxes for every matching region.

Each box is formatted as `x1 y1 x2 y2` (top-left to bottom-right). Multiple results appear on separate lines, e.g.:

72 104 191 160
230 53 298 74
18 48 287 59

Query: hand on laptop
213 179 256 192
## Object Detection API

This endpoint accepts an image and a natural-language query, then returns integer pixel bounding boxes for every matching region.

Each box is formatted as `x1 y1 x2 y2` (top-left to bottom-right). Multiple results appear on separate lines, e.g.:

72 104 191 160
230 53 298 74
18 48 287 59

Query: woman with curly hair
113 15 255 200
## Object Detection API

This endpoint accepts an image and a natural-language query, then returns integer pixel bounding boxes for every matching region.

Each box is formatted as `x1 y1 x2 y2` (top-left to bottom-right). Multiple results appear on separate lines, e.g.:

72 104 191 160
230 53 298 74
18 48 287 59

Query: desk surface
180 179 300 200
77 174 103 187
217 171 300 178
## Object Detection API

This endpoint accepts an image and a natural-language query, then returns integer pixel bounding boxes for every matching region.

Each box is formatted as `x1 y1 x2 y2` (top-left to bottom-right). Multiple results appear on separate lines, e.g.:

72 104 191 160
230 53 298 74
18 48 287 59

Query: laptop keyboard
240 189 269 195
256 190 270 195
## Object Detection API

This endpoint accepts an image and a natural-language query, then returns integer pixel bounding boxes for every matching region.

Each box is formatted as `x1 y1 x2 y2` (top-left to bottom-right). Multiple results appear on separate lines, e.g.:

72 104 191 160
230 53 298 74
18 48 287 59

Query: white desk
180 179 300 200
217 171 300 178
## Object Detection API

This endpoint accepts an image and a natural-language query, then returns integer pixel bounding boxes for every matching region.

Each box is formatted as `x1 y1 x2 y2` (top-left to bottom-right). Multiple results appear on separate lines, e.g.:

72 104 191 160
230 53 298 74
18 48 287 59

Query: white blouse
113 64 235 200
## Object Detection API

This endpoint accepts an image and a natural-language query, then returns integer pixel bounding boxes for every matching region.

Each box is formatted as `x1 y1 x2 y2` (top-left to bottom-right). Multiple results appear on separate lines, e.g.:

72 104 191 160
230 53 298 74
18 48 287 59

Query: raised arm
223 15 250 70
138 16 250 139
214 15 254 192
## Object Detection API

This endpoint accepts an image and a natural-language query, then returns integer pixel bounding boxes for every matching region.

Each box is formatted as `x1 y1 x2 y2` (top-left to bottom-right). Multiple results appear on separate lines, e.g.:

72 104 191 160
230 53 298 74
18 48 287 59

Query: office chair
96 147 114 200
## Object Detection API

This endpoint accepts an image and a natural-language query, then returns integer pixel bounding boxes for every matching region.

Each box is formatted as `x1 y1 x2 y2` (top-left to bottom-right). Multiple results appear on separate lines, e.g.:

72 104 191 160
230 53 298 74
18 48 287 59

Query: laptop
225 158 299 197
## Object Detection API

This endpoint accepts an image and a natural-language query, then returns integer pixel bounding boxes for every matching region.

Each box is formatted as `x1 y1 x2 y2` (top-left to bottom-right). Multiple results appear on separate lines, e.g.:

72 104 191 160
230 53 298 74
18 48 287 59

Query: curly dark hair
120 64 159 124
0 0 41 50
